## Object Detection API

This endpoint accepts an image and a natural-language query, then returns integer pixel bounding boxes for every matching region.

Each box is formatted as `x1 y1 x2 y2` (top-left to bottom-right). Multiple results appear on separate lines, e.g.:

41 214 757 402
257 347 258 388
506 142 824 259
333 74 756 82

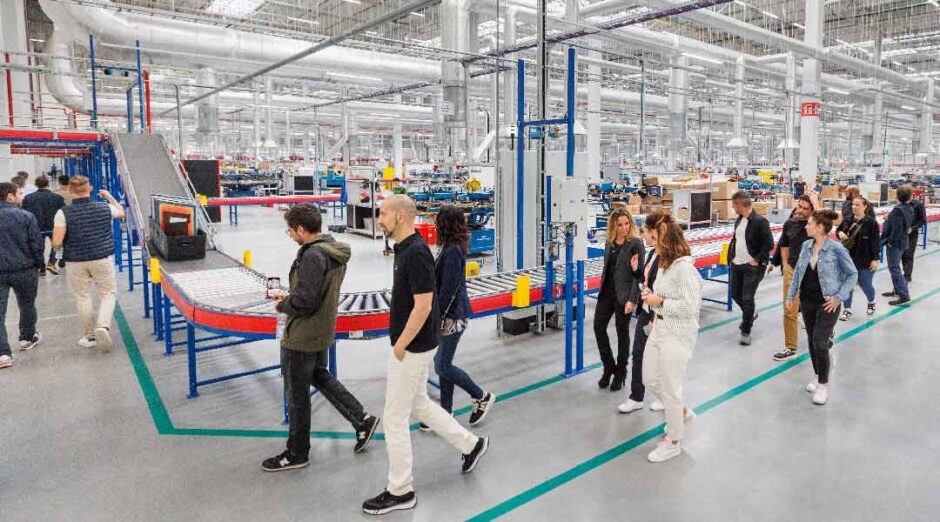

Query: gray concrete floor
3 205 940 521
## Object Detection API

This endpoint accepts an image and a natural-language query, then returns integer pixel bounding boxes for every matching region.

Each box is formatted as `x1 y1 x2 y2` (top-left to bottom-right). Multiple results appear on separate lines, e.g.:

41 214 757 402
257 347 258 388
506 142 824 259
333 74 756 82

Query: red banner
801 101 821 117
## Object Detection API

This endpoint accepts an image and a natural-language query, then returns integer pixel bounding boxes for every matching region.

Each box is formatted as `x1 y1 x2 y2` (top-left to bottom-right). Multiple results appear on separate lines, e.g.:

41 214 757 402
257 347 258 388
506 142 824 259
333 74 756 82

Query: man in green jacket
262 204 379 472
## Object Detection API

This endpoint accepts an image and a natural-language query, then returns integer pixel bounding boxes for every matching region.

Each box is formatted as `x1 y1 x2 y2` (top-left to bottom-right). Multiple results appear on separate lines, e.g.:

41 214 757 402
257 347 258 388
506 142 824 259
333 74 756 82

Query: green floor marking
467 284 940 522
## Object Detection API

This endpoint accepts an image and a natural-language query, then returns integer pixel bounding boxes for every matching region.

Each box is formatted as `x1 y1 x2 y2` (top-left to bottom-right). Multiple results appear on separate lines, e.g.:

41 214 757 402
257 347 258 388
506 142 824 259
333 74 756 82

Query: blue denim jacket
787 238 858 304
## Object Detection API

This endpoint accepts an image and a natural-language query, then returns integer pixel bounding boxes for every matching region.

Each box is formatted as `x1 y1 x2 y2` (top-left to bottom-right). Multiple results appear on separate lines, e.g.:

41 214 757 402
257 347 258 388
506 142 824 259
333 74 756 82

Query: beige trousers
68 257 117 337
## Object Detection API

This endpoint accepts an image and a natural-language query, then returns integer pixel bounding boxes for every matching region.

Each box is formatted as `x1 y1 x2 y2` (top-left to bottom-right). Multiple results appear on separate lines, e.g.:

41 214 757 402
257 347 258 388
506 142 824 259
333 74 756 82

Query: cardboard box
713 200 735 220
642 176 660 186
775 193 793 209
640 204 671 216
628 195 642 206
642 195 662 205
821 185 840 200
710 181 738 201
888 189 897 202
752 201 773 217
868 191 881 203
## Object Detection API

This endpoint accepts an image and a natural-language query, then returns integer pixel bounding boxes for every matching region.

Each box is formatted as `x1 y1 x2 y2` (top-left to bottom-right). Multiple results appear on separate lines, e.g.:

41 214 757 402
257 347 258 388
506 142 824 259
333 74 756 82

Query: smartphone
265 277 282 299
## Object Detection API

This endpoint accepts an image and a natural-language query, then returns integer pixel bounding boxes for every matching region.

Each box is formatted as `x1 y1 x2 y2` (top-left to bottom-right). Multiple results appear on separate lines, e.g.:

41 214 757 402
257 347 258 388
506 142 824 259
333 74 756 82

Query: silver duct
441 0 471 159
195 67 220 151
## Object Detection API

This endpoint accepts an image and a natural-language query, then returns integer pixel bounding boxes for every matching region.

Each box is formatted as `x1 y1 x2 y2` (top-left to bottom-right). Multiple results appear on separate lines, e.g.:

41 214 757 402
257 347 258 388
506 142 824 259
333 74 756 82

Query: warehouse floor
4 205 940 521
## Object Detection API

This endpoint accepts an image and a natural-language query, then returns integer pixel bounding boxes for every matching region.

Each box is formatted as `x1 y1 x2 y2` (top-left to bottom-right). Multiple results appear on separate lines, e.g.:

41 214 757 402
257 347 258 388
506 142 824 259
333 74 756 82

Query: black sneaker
773 348 797 362
882 290 897 297
261 450 309 472
889 296 911 306
739 333 752 346
461 436 490 473
867 302 876 315
354 415 380 454
58 259 65 268
19 332 41 352
362 490 416 515
418 422 431 432
469 392 495 426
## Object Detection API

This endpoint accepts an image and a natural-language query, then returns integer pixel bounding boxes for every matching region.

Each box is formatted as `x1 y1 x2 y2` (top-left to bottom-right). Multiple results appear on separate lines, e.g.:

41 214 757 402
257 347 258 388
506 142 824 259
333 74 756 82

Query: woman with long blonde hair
594 207 645 392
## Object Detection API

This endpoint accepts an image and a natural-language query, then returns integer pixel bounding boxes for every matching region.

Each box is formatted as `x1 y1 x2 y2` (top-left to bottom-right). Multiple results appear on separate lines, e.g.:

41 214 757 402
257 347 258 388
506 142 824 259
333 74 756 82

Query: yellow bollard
150 258 162 284
719 243 730 265
243 250 253 268
198 194 208 206
466 261 481 278
511 275 531 308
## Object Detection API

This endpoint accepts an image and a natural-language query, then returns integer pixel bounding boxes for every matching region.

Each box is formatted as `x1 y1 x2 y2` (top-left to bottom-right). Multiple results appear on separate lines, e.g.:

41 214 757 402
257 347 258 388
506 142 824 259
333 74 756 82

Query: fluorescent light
793 23 805 29
733 0 748 6
929 0 939 8
205 0 265 17
761 10 779 19
827 88 850 95
902 105 917 110
288 17 319 25
410 12 425 17
330 72 383 82
682 52 723 65
29 38 45 43
343 0 361 4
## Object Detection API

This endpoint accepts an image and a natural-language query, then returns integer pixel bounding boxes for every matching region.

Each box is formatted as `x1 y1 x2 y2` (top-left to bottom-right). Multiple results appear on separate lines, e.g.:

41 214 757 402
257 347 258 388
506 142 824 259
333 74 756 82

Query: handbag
841 221 862 252
438 250 466 336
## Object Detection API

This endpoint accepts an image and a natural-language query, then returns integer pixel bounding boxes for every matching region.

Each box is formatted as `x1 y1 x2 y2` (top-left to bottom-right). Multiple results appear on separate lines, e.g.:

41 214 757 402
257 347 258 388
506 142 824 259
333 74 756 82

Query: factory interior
3 0 940 520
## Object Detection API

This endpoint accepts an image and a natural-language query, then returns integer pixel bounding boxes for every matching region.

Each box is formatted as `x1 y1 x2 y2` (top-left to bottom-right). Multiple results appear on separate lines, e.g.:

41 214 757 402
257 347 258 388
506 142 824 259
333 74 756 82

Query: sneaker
882 290 897 297
19 333 41 351
46 264 60 276
618 399 644 414
649 400 664 412
739 333 752 346
362 490 417 515
684 407 696 422
77 336 97 349
58 259 65 268
261 450 309 472
806 379 818 393
354 415 380 454
647 437 682 463
461 436 490 473
95 327 112 352
418 422 431 432
867 302 876 315
889 296 911 306
839 309 853 321
469 392 495 426
0 355 12 369
812 384 829 405
38 269 46 277
773 348 797 362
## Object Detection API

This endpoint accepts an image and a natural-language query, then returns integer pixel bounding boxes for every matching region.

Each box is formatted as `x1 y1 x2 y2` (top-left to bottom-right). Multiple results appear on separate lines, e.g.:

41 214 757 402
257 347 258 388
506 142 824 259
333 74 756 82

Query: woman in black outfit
836 196 880 320
594 207 645 392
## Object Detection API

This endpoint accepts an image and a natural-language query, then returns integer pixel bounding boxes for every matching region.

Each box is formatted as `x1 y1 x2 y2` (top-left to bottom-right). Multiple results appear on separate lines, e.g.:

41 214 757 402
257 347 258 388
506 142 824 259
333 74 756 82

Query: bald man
362 195 489 515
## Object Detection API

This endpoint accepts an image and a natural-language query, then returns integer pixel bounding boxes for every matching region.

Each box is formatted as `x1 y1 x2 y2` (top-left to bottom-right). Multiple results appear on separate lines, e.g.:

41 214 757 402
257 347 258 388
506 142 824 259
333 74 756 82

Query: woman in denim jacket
786 210 858 406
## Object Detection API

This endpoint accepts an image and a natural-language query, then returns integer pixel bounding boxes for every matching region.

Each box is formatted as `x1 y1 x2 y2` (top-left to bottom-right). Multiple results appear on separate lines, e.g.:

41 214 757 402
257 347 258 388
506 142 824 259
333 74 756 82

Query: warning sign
801 102 821 117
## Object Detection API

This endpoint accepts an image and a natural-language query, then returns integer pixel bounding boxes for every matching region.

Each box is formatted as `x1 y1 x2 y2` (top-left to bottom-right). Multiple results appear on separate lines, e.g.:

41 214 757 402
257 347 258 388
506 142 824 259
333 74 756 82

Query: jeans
41 232 57 265
730 263 765 334
845 268 875 309
800 299 839 384
593 292 633 374
0 270 39 357
903 229 919 280
629 311 651 402
434 329 484 413
886 245 910 298
385 348 478 496
282 348 367 458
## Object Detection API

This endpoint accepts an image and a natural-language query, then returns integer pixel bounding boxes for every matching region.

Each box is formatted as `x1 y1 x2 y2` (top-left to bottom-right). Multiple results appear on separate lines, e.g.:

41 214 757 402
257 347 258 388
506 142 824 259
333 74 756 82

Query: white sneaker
0 355 12 369
649 401 664 412
647 438 682 463
812 384 829 405
684 407 696 422
805 379 818 393
618 399 644 414
19 332 41 351
77 336 98 349
95 327 112 352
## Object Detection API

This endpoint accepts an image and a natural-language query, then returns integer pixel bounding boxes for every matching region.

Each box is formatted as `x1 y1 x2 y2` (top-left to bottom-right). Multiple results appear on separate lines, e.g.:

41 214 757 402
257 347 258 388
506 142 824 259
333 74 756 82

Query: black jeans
730 263 765 334
800 299 839 385
903 229 918 280
0 270 39 357
628 311 651 402
283 348 366 458
593 292 632 373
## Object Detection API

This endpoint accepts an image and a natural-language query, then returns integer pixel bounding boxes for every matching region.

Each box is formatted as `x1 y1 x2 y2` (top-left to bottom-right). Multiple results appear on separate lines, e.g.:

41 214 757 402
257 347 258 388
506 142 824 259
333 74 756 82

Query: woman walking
638 211 702 463
787 210 858 406
618 213 660 413
594 207 645 392
432 205 494 425
836 197 879 320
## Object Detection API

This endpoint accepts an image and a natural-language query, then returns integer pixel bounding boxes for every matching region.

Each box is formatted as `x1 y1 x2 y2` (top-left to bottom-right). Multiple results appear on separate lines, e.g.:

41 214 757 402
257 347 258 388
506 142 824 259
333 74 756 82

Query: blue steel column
136 40 145 133
516 59 526 270
187 323 198 398
142 253 151 318
576 260 585 372
89 35 98 130
126 89 133 133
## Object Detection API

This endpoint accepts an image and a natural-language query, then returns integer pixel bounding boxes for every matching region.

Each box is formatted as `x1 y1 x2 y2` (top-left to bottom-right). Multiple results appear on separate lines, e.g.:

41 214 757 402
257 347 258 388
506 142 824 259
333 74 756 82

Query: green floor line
466 284 940 522
116 247 940 442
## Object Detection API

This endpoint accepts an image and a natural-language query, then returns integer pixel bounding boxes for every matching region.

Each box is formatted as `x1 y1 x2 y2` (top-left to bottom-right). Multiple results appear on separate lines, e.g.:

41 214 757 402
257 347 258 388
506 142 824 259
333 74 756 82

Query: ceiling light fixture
205 0 265 17
827 88 850 95
410 12 425 17
29 38 45 43
288 17 319 25
761 10 779 19
682 52 723 65
343 0 362 4
902 105 917 110
793 23 805 29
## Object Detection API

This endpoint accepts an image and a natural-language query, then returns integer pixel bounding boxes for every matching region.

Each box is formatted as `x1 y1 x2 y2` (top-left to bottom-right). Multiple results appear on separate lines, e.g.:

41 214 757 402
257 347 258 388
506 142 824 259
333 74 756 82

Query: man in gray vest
52 176 124 351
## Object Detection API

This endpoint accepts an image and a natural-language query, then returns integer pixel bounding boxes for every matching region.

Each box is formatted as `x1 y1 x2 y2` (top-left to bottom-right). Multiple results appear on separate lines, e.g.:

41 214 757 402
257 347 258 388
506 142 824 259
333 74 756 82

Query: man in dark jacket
881 186 914 306
902 190 926 283
728 190 775 346
262 204 379 472
22 176 65 276
0 182 44 369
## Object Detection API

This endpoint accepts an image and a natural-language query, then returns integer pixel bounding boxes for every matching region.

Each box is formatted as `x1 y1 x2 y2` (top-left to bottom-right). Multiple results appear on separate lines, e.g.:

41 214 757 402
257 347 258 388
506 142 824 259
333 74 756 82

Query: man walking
262 204 380 472
768 195 815 361
881 186 914 306
54 174 74 206
22 176 66 276
902 188 926 283
51 176 124 351
0 182 44 369
362 195 489 516
728 191 775 346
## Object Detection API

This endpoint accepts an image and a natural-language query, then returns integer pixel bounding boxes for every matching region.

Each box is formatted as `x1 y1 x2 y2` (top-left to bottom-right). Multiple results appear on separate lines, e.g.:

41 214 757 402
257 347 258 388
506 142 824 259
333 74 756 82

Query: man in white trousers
362 195 490 516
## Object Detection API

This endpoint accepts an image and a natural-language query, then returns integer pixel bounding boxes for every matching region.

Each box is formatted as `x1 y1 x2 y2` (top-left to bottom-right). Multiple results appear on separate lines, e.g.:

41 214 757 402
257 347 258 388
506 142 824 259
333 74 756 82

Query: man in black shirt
902 189 926 282
769 195 815 361
727 191 775 346
363 195 489 516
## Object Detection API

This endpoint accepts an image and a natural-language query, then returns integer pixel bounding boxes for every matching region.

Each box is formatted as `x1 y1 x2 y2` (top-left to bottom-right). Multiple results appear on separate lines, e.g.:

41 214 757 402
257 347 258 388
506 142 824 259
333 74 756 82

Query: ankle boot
610 368 626 392
598 369 613 389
